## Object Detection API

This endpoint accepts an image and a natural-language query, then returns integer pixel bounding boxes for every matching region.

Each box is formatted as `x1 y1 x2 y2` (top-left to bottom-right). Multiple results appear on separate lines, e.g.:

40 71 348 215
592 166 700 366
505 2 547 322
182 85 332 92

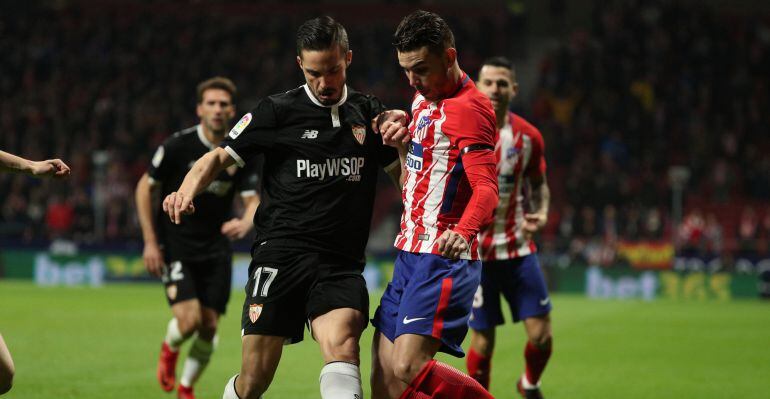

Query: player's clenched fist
30 159 71 178
162 191 195 225
437 229 469 260
373 110 410 148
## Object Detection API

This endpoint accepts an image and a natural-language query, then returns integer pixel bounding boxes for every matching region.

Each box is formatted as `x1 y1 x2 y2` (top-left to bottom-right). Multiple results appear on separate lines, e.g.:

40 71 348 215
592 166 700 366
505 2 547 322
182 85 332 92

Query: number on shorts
472 285 484 308
251 266 278 298
167 261 184 282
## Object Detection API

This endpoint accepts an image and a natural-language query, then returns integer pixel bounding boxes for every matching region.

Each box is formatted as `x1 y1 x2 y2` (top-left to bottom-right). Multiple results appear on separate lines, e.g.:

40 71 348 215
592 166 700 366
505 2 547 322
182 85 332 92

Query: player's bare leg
311 308 365 398
518 314 552 399
0 333 14 395
371 331 408 399
158 299 202 392
178 306 220 399
467 328 496 388
223 334 284 399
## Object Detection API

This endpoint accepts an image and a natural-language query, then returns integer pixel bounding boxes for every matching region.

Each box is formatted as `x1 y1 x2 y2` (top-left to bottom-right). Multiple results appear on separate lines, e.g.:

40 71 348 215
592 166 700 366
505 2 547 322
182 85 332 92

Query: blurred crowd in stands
1 1 768 261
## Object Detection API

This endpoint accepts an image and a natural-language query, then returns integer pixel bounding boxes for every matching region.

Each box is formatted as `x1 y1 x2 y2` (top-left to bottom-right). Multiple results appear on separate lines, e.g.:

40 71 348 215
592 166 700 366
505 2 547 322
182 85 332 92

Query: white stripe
224 146 245 168
331 105 340 128
240 190 257 197
302 84 348 108
196 125 216 150
417 104 451 254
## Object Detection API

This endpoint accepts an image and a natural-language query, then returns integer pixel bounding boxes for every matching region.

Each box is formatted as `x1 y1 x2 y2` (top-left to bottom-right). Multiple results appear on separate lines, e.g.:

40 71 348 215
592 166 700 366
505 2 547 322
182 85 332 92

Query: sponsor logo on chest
296 157 366 181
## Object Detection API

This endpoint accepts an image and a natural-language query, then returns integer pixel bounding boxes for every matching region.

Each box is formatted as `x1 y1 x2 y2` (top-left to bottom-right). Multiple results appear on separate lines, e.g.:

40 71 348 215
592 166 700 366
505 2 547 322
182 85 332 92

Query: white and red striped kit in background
478 112 546 261
394 73 497 260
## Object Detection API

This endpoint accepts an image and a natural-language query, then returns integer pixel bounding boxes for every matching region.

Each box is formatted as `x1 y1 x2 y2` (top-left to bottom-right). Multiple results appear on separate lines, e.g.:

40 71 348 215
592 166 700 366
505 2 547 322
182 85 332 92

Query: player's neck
200 125 225 146
497 110 509 129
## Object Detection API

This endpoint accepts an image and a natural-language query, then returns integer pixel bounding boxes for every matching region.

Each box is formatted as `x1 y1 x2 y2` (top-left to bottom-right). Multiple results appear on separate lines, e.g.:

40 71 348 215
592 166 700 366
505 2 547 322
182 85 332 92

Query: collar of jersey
303 84 348 108
196 125 216 150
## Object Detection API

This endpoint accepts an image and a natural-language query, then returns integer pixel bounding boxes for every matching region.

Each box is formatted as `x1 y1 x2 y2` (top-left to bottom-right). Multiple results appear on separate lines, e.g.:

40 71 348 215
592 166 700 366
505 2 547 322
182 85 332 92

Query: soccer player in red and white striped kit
465 57 553 399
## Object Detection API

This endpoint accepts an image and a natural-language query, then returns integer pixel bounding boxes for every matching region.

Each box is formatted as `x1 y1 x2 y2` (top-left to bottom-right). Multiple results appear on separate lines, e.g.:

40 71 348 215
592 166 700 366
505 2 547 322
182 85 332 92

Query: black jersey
221 85 399 264
148 125 259 260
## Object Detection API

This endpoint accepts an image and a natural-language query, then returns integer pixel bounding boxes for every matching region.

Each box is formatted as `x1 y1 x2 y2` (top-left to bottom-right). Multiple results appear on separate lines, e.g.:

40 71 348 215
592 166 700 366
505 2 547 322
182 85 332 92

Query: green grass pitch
1 280 769 398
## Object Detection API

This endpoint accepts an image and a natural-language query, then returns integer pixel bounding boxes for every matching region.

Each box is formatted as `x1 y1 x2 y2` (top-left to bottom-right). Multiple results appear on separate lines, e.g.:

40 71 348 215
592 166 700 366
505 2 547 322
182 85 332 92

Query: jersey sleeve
221 98 279 167
146 139 175 185
443 96 497 152
236 154 262 197
525 127 547 178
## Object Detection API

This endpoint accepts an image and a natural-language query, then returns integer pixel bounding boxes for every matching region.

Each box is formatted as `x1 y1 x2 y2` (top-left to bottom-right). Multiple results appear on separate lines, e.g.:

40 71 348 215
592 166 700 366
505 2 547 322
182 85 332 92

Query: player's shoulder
442 85 495 127
511 113 543 139
164 126 199 147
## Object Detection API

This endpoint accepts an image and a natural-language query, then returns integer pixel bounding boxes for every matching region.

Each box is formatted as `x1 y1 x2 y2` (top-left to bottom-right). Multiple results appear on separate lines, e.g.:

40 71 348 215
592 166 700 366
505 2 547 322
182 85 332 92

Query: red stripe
432 277 454 338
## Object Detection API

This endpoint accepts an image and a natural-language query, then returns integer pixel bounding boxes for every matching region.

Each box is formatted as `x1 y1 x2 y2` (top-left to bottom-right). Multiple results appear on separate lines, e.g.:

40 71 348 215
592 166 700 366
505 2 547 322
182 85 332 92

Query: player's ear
296 55 303 70
196 103 203 118
445 47 457 68
345 50 352 68
511 82 519 99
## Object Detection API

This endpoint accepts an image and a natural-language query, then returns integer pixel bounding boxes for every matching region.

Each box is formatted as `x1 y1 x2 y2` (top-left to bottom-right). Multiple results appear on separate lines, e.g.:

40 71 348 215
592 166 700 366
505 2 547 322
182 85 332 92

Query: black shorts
241 243 368 344
162 253 233 314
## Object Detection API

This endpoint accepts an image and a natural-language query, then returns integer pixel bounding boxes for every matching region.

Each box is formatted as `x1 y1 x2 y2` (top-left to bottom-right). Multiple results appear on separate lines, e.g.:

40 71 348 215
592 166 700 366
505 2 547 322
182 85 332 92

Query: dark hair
196 76 237 103
393 10 455 55
480 56 516 80
296 16 349 56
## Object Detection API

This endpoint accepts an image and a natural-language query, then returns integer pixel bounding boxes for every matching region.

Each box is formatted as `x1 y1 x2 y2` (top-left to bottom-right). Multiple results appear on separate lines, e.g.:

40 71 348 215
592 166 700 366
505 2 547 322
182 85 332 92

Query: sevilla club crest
249 304 263 323
352 125 366 145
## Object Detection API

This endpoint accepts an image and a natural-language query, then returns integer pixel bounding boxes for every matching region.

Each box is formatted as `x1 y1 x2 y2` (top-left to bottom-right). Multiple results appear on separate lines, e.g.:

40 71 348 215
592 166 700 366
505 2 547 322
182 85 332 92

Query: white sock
319 362 362 399
180 335 217 387
164 318 185 351
223 374 255 399
521 373 541 389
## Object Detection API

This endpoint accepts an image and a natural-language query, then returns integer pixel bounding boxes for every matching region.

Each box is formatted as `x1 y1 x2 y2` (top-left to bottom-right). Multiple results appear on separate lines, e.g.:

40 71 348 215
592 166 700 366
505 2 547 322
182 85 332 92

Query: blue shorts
372 251 481 358
469 254 552 330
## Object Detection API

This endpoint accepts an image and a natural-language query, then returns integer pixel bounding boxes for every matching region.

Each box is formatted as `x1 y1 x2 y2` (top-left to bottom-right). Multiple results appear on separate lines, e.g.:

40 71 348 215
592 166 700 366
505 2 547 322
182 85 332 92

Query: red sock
524 339 552 386
466 348 492 389
402 359 495 399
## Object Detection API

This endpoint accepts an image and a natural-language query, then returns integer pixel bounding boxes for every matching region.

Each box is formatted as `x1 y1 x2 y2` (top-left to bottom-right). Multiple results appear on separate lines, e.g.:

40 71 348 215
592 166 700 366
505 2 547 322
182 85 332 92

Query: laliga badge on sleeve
229 113 252 139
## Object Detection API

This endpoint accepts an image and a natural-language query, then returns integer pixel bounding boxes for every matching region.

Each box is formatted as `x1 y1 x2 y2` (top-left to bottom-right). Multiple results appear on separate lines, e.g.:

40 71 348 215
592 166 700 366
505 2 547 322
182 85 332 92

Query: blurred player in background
0 150 71 395
161 17 405 399
465 57 553 399
135 77 260 399
370 10 499 399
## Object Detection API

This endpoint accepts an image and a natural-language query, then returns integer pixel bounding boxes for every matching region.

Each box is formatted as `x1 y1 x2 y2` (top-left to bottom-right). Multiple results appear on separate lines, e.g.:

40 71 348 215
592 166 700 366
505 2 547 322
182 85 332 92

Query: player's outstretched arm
221 193 260 240
0 150 70 178
135 173 165 277
522 174 550 241
162 147 235 225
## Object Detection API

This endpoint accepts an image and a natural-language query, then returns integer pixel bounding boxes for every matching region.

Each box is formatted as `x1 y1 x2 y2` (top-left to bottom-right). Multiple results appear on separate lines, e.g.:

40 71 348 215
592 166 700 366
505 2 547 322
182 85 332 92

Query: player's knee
530 329 552 348
197 320 218 340
392 359 422 384
177 315 202 336
472 329 496 355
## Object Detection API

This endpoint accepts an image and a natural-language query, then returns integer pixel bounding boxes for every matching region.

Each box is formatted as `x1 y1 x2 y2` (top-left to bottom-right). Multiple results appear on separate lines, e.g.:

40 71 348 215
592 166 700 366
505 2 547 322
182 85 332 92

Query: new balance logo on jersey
301 129 319 139
296 157 365 181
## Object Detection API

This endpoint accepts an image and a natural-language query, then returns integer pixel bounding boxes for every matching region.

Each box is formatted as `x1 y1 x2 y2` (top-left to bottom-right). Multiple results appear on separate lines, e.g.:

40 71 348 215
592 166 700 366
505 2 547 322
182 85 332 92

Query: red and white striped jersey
394 73 497 260
479 112 546 261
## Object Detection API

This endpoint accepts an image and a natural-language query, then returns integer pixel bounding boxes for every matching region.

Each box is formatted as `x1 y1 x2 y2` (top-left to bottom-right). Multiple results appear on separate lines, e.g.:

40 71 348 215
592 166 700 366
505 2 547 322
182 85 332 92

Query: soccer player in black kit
162 17 408 399
135 77 260 399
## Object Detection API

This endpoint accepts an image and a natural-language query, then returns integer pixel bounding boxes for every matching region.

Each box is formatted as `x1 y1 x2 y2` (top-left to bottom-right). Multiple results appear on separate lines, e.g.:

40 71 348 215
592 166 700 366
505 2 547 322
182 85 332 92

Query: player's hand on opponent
221 218 252 240
437 229 469 260
29 159 70 178
142 241 165 277
521 213 547 241
373 110 410 149
162 191 195 225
